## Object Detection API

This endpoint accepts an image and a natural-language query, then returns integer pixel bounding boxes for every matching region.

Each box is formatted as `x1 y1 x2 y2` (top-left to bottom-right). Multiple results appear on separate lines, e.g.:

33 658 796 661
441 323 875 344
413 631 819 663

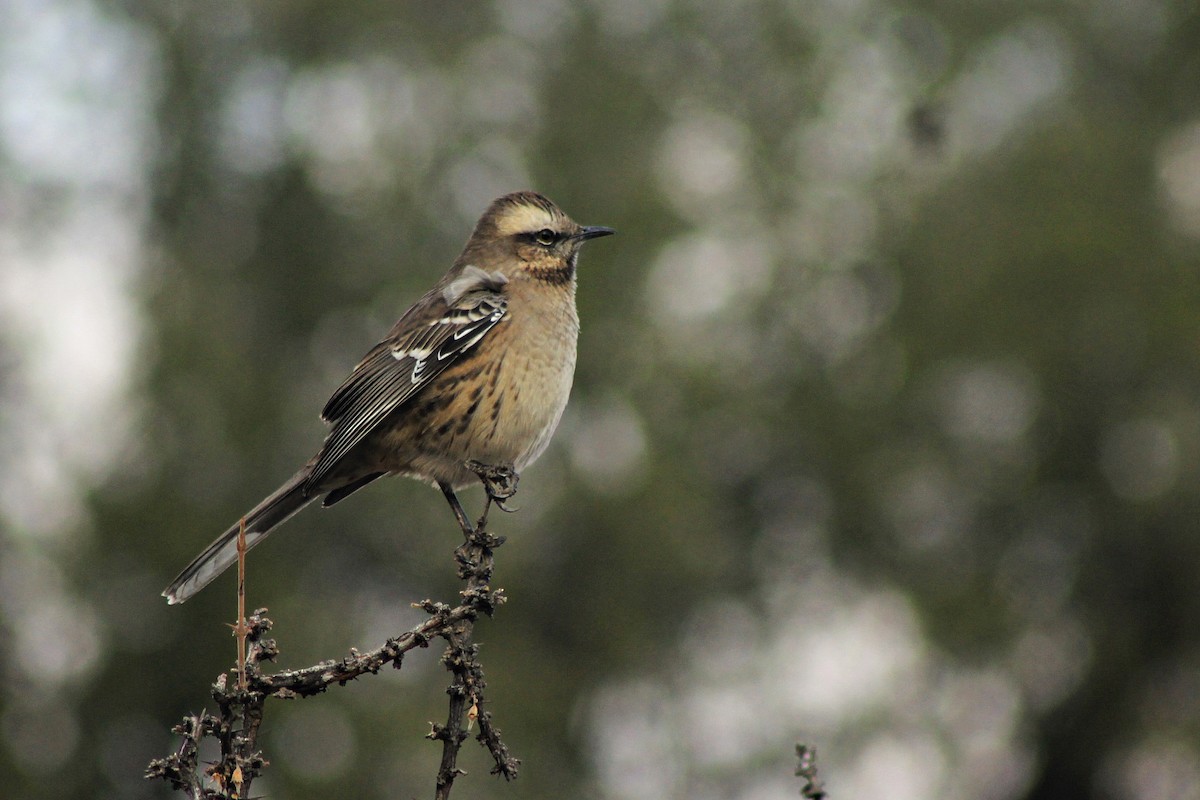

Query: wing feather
305 281 507 494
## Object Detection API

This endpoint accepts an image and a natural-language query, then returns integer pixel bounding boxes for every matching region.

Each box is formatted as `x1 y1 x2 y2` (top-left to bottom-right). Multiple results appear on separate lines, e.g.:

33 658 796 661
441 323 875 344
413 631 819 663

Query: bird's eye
534 228 557 246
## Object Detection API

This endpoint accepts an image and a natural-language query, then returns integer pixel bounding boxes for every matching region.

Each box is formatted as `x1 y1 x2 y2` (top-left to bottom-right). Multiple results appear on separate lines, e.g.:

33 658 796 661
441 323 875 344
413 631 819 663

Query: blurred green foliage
2 1 1200 799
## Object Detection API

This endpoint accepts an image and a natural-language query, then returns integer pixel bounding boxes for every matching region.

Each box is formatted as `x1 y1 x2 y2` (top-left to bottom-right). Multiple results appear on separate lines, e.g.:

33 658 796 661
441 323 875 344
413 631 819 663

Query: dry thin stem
233 518 249 691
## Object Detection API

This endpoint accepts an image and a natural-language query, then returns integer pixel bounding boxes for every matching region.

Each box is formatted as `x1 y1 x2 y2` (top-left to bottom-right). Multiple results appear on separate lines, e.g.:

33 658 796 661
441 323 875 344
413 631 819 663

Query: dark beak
577 226 616 241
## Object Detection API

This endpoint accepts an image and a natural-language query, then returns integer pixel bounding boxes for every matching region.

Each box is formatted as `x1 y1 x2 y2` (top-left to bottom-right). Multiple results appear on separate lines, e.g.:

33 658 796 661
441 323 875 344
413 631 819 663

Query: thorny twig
147 513 518 799
145 614 273 799
429 513 521 799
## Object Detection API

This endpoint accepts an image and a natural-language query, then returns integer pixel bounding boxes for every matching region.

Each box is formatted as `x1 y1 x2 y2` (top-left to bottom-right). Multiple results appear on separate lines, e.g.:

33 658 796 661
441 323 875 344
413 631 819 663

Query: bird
162 191 614 604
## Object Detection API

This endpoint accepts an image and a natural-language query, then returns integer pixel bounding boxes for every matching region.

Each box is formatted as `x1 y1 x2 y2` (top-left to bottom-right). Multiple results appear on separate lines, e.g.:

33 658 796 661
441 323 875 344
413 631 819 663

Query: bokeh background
3 0 1200 798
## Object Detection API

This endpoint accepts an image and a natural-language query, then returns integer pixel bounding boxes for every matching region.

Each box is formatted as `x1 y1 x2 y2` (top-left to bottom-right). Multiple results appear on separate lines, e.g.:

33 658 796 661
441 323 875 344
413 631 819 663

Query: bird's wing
305 267 509 493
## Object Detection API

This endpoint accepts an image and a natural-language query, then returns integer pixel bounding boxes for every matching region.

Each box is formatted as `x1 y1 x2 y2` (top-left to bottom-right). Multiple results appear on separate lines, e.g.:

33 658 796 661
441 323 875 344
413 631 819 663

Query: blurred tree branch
795 743 827 800
146 516 519 799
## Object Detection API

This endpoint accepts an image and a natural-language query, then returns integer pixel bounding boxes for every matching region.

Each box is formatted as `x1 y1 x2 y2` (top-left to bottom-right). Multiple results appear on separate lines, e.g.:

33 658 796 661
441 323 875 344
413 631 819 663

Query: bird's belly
482 347 575 469
456 337 575 468
374 311 578 489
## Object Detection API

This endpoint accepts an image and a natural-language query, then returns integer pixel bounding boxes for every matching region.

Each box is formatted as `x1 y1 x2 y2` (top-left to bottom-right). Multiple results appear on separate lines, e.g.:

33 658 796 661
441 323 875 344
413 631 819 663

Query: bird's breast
381 278 579 487
480 280 579 469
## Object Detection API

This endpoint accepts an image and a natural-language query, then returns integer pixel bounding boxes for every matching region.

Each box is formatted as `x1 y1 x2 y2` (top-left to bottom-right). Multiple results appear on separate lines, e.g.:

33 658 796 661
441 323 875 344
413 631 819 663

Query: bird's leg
439 482 475 538
464 461 519 530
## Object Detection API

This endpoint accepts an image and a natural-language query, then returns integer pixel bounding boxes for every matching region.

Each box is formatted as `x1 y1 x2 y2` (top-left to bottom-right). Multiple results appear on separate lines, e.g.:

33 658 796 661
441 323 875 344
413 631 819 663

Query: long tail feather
162 471 315 604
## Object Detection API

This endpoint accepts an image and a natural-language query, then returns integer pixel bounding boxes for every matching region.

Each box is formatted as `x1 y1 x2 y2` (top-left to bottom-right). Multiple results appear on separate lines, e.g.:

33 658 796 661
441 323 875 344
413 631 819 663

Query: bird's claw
465 460 519 502
464 461 520 529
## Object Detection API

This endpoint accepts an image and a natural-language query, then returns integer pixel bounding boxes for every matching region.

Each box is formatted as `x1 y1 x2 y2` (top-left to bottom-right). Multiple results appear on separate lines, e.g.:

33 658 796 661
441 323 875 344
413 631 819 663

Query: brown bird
163 191 613 604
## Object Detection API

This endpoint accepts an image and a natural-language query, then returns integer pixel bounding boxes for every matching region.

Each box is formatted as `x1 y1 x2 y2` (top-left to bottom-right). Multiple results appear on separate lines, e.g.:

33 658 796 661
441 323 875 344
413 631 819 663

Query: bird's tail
162 471 315 604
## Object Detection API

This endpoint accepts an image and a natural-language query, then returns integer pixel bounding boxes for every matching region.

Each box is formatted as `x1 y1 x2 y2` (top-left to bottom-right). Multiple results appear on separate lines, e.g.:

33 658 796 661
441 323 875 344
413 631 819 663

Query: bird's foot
466 461 519 507
466 461 519 529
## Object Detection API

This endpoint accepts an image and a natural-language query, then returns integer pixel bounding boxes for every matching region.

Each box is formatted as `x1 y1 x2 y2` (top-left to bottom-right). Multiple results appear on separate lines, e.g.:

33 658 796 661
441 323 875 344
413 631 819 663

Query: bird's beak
577 226 616 241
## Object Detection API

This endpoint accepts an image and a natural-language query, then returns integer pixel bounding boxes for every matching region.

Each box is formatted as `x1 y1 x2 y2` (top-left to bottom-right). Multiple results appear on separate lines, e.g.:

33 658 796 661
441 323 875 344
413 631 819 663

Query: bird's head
462 191 614 283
